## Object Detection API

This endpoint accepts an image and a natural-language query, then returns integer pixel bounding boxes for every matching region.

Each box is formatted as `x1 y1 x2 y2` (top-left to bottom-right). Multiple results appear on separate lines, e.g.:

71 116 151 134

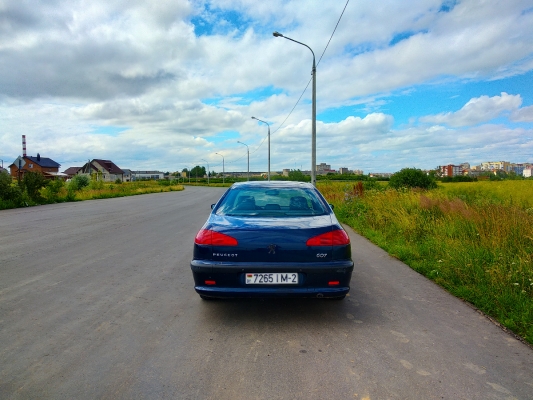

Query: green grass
1 179 186 209
42 180 185 203
318 180 533 345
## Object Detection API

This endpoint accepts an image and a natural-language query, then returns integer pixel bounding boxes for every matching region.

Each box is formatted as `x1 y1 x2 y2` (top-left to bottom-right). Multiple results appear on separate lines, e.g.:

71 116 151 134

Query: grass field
318 180 533 345
43 180 184 203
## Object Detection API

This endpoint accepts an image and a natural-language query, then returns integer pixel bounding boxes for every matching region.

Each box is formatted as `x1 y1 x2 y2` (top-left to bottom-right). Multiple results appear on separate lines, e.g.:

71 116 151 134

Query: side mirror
329 204 335 210
211 204 216 210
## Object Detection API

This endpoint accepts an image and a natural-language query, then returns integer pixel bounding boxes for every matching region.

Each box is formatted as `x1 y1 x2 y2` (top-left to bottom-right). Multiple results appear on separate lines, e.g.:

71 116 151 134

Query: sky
1 0 533 174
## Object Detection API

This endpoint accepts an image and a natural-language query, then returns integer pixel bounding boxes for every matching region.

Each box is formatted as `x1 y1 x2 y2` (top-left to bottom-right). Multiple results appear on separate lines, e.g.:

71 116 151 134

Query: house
131 171 165 180
78 159 124 182
63 166 83 178
121 169 133 182
9 154 62 180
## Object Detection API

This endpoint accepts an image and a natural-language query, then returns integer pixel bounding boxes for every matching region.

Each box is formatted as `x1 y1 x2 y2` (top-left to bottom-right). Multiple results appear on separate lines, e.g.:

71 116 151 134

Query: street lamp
201 159 210 185
237 141 250 181
215 152 225 184
251 117 271 181
273 31 316 187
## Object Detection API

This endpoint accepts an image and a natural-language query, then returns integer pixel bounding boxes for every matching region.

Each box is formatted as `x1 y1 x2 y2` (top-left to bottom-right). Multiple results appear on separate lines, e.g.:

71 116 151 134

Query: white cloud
511 105 533 122
0 0 532 173
419 93 522 127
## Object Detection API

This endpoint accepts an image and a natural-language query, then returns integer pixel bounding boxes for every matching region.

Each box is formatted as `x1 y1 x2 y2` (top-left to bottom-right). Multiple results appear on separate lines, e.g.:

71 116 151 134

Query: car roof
230 181 315 189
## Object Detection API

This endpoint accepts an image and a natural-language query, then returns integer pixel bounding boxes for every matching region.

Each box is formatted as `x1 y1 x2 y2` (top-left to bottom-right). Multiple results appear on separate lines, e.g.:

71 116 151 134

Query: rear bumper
191 259 353 299
194 286 350 299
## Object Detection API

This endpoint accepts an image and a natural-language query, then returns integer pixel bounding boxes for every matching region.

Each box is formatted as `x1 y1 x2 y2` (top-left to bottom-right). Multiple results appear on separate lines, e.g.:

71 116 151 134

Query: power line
317 0 350 67
221 0 351 167
269 0 350 137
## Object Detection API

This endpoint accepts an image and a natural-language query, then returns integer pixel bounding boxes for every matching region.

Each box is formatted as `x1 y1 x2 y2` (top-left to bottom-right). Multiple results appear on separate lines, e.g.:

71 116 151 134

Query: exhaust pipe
317 293 324 298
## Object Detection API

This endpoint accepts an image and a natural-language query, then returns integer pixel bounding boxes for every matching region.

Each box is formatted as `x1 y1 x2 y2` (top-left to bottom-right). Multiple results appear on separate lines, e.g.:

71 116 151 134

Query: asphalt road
0 186 532 400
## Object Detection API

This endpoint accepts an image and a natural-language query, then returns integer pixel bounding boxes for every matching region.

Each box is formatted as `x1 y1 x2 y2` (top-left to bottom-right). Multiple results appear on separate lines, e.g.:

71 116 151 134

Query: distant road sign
14 156 26 169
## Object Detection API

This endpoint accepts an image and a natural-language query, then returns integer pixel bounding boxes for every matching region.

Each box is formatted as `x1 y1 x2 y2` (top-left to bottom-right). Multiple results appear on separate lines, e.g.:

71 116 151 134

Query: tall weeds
40 180 184 203
319 181 533 344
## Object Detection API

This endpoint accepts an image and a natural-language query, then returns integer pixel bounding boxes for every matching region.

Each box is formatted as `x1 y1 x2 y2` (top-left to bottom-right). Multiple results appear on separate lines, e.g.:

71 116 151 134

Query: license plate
245 273 298 285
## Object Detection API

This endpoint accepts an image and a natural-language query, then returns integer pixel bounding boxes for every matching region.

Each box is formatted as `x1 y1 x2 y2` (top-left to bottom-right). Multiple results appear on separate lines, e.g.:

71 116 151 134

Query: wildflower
513 283 519 286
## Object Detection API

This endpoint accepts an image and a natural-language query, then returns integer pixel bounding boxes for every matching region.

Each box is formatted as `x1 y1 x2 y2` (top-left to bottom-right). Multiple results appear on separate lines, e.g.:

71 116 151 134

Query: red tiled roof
92 159 123 174
63 167 82 175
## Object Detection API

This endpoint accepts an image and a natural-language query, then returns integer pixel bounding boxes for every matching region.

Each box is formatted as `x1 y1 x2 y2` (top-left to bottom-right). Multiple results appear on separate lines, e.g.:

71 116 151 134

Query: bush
48 179 64 194
288 170 310 182
389 168 437 190
69 175 90 191
0 171 14 200
440 175 475 183
22 171 47 202
89 179 104 190
0 171 23 208
115 178 122 184
42 179 65 203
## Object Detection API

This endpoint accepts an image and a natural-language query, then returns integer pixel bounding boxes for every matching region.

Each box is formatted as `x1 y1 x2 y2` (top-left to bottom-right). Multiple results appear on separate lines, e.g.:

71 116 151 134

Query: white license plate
245 273 298 285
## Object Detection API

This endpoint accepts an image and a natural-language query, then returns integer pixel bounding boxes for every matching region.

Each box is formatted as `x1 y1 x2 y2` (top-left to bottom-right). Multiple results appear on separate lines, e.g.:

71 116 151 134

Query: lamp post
273 31 316 187
251 117 271 181
201 159 210 185
237 141 249 181
215 153 225 184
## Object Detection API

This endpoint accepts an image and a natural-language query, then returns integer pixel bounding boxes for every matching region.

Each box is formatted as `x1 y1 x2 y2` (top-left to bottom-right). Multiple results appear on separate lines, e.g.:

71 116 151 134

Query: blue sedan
191 181 353 300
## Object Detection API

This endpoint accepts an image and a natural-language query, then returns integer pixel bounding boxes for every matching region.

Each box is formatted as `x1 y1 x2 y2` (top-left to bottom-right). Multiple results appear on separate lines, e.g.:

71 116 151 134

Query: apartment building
440 164 463 177
480 161 512 172
511 163 533 176
316 163 335 175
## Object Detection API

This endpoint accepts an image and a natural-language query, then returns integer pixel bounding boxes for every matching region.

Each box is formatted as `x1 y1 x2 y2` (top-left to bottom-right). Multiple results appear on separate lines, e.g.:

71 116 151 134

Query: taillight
306 230 350 246
194 229 238 246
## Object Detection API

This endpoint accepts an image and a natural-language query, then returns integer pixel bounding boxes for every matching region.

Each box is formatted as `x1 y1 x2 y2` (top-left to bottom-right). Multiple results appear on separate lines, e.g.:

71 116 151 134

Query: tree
389 168 437 190
0 171 22 204
22 171 47 202
288 169 310 182
190 165 206 179
69 174 90 191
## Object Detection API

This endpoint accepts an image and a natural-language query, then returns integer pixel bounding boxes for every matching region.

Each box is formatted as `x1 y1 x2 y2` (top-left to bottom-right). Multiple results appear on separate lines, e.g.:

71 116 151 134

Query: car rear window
215 186 329 217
